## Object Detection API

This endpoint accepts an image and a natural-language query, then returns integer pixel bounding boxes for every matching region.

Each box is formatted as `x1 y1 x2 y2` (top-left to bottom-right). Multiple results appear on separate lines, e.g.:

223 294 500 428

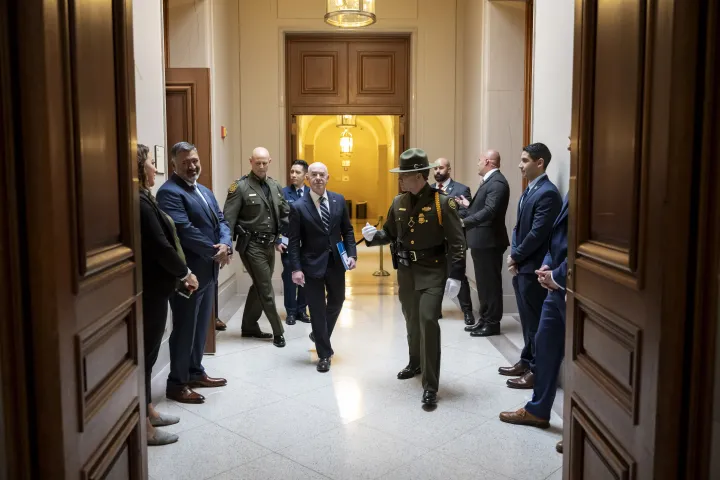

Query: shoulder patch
228 181 239 194
448 197 457 210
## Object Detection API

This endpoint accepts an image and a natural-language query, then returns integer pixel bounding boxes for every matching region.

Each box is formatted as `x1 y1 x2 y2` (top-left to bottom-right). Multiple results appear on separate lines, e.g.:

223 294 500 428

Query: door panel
348 40 408 108
287 40 349 108
9 0 146 477
566 0 709 478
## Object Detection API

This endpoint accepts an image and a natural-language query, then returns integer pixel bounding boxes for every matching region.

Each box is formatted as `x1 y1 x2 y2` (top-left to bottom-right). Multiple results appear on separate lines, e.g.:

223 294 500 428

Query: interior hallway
148 286 563 480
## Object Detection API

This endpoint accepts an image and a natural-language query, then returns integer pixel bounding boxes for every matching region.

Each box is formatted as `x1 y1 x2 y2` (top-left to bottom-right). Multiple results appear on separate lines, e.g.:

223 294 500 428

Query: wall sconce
341 159 351 171
340 128 353 155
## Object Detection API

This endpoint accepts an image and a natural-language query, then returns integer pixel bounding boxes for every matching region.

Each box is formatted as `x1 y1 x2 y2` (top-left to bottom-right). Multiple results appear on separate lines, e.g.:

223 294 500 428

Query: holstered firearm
389 241 399 270
234 224 250 255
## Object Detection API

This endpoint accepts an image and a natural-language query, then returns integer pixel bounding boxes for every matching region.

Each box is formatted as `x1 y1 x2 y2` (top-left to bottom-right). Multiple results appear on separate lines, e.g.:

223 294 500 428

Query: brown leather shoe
188 373 227 388
556 440 563 453
499 407 550 429
166 386 205 404
507 371 534 389
215 318 227 331
498 361 530 377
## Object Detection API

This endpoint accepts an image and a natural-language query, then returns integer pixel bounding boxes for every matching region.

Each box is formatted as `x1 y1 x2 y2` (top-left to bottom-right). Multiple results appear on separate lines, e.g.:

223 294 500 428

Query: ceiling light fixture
325 0 376 28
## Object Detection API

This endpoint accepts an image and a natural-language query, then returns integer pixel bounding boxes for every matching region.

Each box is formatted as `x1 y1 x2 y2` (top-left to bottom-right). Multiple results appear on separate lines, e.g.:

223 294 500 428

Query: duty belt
396 244 446 266
250 231 277 246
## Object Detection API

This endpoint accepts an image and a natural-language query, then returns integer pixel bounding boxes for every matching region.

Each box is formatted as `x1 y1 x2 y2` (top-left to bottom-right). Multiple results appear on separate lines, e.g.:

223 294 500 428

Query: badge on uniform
448 198 457 210
228 182 238 194
408 217 415 227
422 206 431 212
418 213 426 224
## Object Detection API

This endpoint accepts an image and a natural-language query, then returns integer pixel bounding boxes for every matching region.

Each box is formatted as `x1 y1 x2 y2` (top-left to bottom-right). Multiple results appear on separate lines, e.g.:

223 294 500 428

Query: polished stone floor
148 292 564 480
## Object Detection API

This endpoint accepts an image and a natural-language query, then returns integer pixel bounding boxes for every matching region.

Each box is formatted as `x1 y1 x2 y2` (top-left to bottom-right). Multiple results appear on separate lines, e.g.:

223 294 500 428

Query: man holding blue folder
288 162 357 372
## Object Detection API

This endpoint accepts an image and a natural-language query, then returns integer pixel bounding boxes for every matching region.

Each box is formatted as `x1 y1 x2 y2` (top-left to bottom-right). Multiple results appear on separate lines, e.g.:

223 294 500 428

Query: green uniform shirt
223 172 290 237
368 183 466 290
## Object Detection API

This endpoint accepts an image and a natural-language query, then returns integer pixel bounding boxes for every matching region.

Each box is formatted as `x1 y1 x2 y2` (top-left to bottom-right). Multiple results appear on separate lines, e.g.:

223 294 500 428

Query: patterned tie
438 182 444 191
319 196 330 232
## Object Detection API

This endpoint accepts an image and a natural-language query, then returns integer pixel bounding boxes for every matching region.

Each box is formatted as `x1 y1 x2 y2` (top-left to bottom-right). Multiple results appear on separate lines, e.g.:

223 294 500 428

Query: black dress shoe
309 332 315 343
299 312 311 323
439 313 443 319
470 323 501 337
464 320 485 332
273 335 286 348
241 331 273 339
422 390 437 405
463 311 475 325
317 357 331 372
286 314 297 326
397 365 421 379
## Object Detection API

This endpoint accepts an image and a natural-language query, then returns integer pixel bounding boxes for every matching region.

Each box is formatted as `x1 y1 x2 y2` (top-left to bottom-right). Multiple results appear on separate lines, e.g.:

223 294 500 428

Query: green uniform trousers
398 268 443 393
239 241 284 336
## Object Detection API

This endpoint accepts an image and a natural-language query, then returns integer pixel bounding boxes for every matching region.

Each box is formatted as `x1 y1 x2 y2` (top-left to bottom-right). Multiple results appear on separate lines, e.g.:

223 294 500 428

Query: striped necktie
319 196 330 232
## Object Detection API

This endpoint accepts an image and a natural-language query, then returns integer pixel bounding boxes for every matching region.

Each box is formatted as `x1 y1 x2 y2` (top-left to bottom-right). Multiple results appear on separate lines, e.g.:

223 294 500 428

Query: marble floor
148 293 564 480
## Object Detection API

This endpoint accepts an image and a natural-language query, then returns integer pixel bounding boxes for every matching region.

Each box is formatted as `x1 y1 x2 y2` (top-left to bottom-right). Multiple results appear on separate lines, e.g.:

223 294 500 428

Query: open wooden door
565 1 717 479
165 67 216 354
3 0 146 477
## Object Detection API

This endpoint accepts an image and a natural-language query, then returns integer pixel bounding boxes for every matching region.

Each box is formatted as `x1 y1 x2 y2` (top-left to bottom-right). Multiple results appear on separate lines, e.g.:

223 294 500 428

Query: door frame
283 33 412 184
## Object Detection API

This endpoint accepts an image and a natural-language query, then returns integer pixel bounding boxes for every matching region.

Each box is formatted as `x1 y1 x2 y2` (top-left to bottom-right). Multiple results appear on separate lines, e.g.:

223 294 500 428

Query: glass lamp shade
340 129 353 155
325 0 376 28
336 114 357 128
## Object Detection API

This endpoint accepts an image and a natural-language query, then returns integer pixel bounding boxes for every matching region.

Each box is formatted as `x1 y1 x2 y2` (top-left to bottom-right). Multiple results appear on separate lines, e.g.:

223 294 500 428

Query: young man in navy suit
288 162 357 372
500 192 568 429
501 143 562 389
157 142 232 404
281 159 311 325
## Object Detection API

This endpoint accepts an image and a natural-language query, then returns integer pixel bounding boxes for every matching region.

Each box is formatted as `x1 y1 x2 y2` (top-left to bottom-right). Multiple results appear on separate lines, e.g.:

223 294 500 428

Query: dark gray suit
432 179 473 314
459 170 510 325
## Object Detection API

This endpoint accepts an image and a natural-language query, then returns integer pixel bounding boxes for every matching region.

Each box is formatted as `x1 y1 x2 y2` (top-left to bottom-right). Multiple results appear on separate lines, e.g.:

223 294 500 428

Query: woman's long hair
137 143 150 192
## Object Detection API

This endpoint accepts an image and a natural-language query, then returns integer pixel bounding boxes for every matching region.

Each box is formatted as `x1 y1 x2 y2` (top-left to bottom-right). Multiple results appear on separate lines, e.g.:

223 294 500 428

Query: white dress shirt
483 168 499 182
309 189 329 218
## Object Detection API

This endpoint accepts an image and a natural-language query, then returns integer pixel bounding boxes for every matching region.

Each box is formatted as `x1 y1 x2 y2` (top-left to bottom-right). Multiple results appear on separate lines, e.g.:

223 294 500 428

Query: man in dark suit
458 150 511 336
281 159 311 325
157 141 232 404
500 192 568 428
288 162 357 372
501 143 562 389
431 158 475 324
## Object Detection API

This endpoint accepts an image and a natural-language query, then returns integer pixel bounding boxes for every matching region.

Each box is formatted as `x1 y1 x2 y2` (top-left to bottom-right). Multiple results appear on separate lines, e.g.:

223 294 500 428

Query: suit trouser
525 290 566 420
305 256 345 359
167 278 215 392
239 241 284 336
398 268 443 393
446 255 472 313
143 292 169 402
512 273 547 369
471 247 505 324
281 252 307 316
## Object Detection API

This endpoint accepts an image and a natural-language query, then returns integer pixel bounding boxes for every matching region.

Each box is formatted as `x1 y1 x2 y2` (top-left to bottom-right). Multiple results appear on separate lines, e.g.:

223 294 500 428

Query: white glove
444 278 461 298
362 222 377 242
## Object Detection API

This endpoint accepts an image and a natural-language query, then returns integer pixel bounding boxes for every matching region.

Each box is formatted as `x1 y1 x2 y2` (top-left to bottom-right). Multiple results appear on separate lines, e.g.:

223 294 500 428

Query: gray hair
170 141 197 163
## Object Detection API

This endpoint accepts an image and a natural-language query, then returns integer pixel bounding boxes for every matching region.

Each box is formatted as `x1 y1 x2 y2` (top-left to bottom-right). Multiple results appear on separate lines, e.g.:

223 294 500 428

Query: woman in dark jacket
138 144 199 446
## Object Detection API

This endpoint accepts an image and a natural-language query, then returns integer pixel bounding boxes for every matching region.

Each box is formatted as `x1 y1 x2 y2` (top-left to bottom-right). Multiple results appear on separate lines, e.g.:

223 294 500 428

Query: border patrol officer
223 147 290 348
362 148 467 405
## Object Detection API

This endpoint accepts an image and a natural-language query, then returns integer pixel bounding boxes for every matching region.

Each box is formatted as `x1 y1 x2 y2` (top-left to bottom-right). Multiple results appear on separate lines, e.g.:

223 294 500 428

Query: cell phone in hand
176 283 194 299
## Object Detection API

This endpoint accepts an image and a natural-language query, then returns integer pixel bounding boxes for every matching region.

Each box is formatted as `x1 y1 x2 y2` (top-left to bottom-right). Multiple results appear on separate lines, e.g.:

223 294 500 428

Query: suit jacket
511 174 562 274
460 170 511 249
281 184 310 208
157 173 232 286
139 189 188 298
542 193 569 289
288 189 357 279
431 178 471 201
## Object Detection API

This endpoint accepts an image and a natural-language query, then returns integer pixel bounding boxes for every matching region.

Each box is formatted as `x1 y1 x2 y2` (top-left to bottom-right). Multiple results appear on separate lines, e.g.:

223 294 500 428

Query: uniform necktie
319 196 330 232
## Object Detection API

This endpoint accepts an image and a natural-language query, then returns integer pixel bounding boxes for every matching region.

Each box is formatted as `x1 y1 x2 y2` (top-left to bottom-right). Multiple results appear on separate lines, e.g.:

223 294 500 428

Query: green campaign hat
389 148 439 173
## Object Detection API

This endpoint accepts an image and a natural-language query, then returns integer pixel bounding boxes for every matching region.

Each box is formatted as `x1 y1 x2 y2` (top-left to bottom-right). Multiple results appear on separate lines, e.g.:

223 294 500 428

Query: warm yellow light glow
340 128 353 155
336 114 357 128
325 0 376 28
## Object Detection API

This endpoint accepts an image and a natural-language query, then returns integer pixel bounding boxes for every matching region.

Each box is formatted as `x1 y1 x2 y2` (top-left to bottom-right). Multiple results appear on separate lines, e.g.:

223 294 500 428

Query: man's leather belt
250 231 277 246
396 244 446 265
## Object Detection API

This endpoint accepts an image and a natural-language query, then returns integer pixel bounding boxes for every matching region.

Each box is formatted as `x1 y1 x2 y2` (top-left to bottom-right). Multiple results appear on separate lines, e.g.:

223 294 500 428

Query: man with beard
157 141 232 404
223 147 290 348
431 158 474 325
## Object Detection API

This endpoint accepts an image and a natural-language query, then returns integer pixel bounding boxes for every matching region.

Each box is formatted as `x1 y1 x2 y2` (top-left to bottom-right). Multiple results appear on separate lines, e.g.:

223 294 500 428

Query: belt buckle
409 250 417 262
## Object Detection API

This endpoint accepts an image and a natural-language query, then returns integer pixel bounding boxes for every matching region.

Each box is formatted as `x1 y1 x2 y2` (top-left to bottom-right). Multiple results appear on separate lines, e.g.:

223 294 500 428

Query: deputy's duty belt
396 244 446 266
250 232 277 246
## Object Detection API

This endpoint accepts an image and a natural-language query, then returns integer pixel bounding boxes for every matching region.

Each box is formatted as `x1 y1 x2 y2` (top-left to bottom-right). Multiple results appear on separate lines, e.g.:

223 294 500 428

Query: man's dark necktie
319 196 330 232
297 188 303 199
519 187 530 208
